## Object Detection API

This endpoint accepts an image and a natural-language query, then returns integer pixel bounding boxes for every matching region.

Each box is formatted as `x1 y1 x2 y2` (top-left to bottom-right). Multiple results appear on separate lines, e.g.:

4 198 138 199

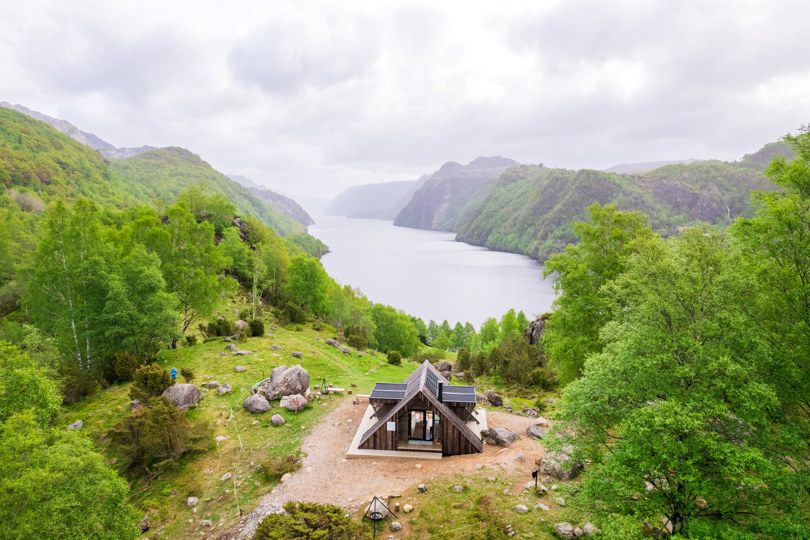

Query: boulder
481 428 518 447
161 384 202 411
235 365 246 373
222 337 232 342
243 394 271 414
340 347 351 354
583 522 600 537
280 394 308 412
435 361 452 373
535 416 551 428
234 350 253 356
235 319 248 330
186 496 198 507
138 514 150 532
390 522 402 532
270 414 285 426
258 364 310 400
539 445 583 480
526 425 546 439
68 420 83 430
325 339 340 348
225 344 237 351
524 317 546 345
513 504 528 514
554 522 575 539
200 520 213 528
403 504 413 513
439 371 452 381
218 383 233 395
485 390 503 407
271 344 280 350
535 503 550 511
522 407 539 418
207 381 221 389
452 485 464 493
292 351 303 358
475 392 487 403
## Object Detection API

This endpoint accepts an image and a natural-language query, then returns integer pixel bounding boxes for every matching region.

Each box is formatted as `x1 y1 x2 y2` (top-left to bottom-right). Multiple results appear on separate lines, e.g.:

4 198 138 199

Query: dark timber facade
358 361 483 456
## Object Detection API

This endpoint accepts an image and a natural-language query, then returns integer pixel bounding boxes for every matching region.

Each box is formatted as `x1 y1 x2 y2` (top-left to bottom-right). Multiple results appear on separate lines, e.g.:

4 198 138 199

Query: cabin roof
359 361 483 452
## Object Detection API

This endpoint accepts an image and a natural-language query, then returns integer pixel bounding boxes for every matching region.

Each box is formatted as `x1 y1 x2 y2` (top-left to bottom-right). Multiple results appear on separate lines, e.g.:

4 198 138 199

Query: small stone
551 484 558 490
475 464 483 470
218 383 233 395
215 436 226 443
252 420 260 425
200 520 213 528
554 522 575 539
271 414 286 426
68 420 83 430
234 365 246 372
503 488 511 495
535 416 551 428
403 504 413 513
390 521 403 532
535 503 550 511
280 473 292 483
414 463 422 469
186 496 198 507
417 483 427 493
207 381 221 389
544 398 556 404
138 514 150 532
583 522 601 536
452 485 464 493
554 497 566 507
513 504 528 514
221 472 232 482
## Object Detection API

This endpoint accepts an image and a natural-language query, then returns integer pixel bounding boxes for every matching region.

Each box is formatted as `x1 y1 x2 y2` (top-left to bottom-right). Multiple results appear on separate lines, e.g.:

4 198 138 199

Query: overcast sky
2 0 809 205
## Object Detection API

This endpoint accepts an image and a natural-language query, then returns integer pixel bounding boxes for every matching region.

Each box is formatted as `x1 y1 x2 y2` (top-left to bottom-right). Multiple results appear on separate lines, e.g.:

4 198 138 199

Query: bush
114 353 144 382
457 347 471 371
184 335 197 347
129 364 174 402
283 302 307 324
534 398 547 413
345 325 368 351
261 454 302 483
528 367 551 390
249 319 265 337
180 367 195 383
59 366 96 406
206 318 235 337
386 350 402 366
254 501 368 540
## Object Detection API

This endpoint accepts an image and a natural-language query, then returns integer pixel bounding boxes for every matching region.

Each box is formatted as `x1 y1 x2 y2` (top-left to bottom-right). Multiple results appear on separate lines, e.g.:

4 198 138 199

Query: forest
0 103 808 538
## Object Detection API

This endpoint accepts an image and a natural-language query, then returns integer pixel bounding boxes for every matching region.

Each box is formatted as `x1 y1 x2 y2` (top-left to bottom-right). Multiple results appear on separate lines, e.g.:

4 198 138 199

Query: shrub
534 398 547 412
457 347 471 371
184 335 197 347
528 367 551 390
261 454 302 483
114 353 144 382
249 319 265 337
129 364 174 402
283 301 307 324
254 501 368 540
180 367 195 383
206 318 235 337
59 366 96 406
386 350 402 366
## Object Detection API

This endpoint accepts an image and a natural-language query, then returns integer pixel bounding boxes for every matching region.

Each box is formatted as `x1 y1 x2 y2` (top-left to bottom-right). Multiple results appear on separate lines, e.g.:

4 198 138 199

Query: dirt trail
224 397 544 538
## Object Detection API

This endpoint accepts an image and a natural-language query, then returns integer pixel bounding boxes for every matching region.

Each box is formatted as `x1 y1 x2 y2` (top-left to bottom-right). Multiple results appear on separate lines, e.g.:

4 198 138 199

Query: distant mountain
456 143 793 261
228 174 263 190
0 102 155 159
604 159 698 174
229 174 314 226
393 156 520 231
325 179 425 219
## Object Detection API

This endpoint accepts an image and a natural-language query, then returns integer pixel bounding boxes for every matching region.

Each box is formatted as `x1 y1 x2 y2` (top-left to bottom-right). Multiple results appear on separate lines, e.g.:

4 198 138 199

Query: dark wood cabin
358 361 483 456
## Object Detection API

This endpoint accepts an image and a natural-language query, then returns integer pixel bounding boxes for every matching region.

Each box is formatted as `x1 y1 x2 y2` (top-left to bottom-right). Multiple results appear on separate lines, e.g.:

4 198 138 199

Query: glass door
409 410 425 440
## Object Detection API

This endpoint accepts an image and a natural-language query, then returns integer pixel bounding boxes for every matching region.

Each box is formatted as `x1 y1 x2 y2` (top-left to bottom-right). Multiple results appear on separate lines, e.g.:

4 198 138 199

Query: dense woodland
0 105 808 538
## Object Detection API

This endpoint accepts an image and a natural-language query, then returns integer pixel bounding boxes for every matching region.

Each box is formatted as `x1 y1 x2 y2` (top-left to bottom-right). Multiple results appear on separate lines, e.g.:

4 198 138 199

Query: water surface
308 216 555 326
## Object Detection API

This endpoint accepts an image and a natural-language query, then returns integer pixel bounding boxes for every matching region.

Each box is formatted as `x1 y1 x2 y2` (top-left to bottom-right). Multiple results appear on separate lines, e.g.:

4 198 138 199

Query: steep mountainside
393 156 520 231
604 159 697 174
325 179 424 219
229 173 314 226
0 102 155 159
110 148 306 236
456 152 783 261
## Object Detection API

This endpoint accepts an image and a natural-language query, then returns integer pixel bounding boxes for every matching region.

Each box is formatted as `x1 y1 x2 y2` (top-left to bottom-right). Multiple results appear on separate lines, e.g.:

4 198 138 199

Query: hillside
603 159 697 174
456 154 781 261
393 156 519 231
325 179 423 219
0 102 155 159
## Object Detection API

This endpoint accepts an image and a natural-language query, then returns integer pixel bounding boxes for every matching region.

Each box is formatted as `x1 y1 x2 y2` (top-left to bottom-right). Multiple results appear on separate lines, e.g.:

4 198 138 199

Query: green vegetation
254 501 369 539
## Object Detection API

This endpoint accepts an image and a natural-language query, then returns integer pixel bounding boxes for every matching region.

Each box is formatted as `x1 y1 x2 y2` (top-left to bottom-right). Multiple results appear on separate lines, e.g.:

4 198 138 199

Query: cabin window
408 410 434 441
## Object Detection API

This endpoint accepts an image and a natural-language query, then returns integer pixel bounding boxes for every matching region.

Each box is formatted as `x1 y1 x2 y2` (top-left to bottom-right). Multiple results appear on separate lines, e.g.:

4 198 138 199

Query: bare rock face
162 384 202 411
485 390 503 407
539 445 583 480
258 365 310 400
481 428 518 447
280 394 308 412
524 317 547 345
243 394 271 414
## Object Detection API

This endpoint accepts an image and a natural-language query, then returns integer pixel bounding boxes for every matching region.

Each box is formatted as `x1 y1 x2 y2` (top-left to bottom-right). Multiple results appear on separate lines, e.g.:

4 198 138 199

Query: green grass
60 320 418 538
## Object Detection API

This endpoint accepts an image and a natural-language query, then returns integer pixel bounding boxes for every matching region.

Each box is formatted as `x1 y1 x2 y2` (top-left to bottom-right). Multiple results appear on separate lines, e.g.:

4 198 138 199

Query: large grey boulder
554 522 576 539
258 364 310 400
540 445 583 480
435 361 452 373
161 384 202 411
270 414 285 426
206 381 221 389
292 351 303 358
280 394 308 412
526 425 547 439
325 339 340 348
481 428 518 447
485 390 503 407
243 394 271 414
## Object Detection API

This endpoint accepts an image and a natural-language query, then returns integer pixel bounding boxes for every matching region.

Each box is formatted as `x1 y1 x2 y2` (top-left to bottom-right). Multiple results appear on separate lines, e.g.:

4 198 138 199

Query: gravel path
224 397 544 538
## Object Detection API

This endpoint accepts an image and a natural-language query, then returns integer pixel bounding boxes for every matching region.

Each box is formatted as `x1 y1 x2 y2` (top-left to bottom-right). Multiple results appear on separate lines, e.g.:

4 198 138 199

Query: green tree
426 320 439 344
554 227 789 536
451 322 467 349
0 341 60 427
286 255 332 317
479 317 499 352
254 501 368 540
543 203 656 385
370 304 420 357
498 308 520 342
0 412 140 539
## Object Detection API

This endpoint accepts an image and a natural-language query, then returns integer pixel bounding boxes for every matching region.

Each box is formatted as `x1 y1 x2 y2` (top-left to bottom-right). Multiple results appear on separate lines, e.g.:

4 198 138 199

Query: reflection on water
308 216 556 326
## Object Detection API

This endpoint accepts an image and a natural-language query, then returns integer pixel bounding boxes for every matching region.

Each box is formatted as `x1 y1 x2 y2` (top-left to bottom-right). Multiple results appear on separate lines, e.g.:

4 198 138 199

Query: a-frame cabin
358 361 483 456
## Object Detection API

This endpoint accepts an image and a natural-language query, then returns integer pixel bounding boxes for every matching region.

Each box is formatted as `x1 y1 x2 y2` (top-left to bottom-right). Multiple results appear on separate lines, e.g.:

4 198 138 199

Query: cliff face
248 187 314 226
0 102 155 159
393 156 520 231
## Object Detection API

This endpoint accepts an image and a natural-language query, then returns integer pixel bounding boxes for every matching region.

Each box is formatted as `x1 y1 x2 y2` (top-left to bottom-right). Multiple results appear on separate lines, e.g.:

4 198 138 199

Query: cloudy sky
2 0 809 206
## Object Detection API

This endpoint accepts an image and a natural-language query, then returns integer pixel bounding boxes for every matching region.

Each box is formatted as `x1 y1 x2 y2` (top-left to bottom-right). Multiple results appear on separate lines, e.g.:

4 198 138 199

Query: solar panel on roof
441 385 476 404
425 369 438 396
369 382 406 400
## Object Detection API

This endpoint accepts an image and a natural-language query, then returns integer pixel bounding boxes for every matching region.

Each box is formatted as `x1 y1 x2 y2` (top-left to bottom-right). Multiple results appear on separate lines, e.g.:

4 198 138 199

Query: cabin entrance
408 410 433 442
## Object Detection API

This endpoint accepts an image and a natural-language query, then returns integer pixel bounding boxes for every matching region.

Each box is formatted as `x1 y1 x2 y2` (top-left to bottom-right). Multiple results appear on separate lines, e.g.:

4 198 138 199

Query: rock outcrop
539 445 583 480
523 317 547 345
257 365 310 400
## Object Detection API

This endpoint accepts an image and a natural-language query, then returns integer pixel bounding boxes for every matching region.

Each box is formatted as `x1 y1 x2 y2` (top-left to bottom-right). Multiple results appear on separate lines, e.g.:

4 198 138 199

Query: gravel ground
222 397 545 539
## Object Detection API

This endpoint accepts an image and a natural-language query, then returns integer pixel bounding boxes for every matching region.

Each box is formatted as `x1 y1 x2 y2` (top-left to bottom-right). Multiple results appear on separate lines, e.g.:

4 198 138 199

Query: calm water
308 216 556 327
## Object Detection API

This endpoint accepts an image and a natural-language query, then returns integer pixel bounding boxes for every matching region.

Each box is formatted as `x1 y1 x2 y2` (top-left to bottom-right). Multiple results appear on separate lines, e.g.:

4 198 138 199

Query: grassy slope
60 322 417 538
